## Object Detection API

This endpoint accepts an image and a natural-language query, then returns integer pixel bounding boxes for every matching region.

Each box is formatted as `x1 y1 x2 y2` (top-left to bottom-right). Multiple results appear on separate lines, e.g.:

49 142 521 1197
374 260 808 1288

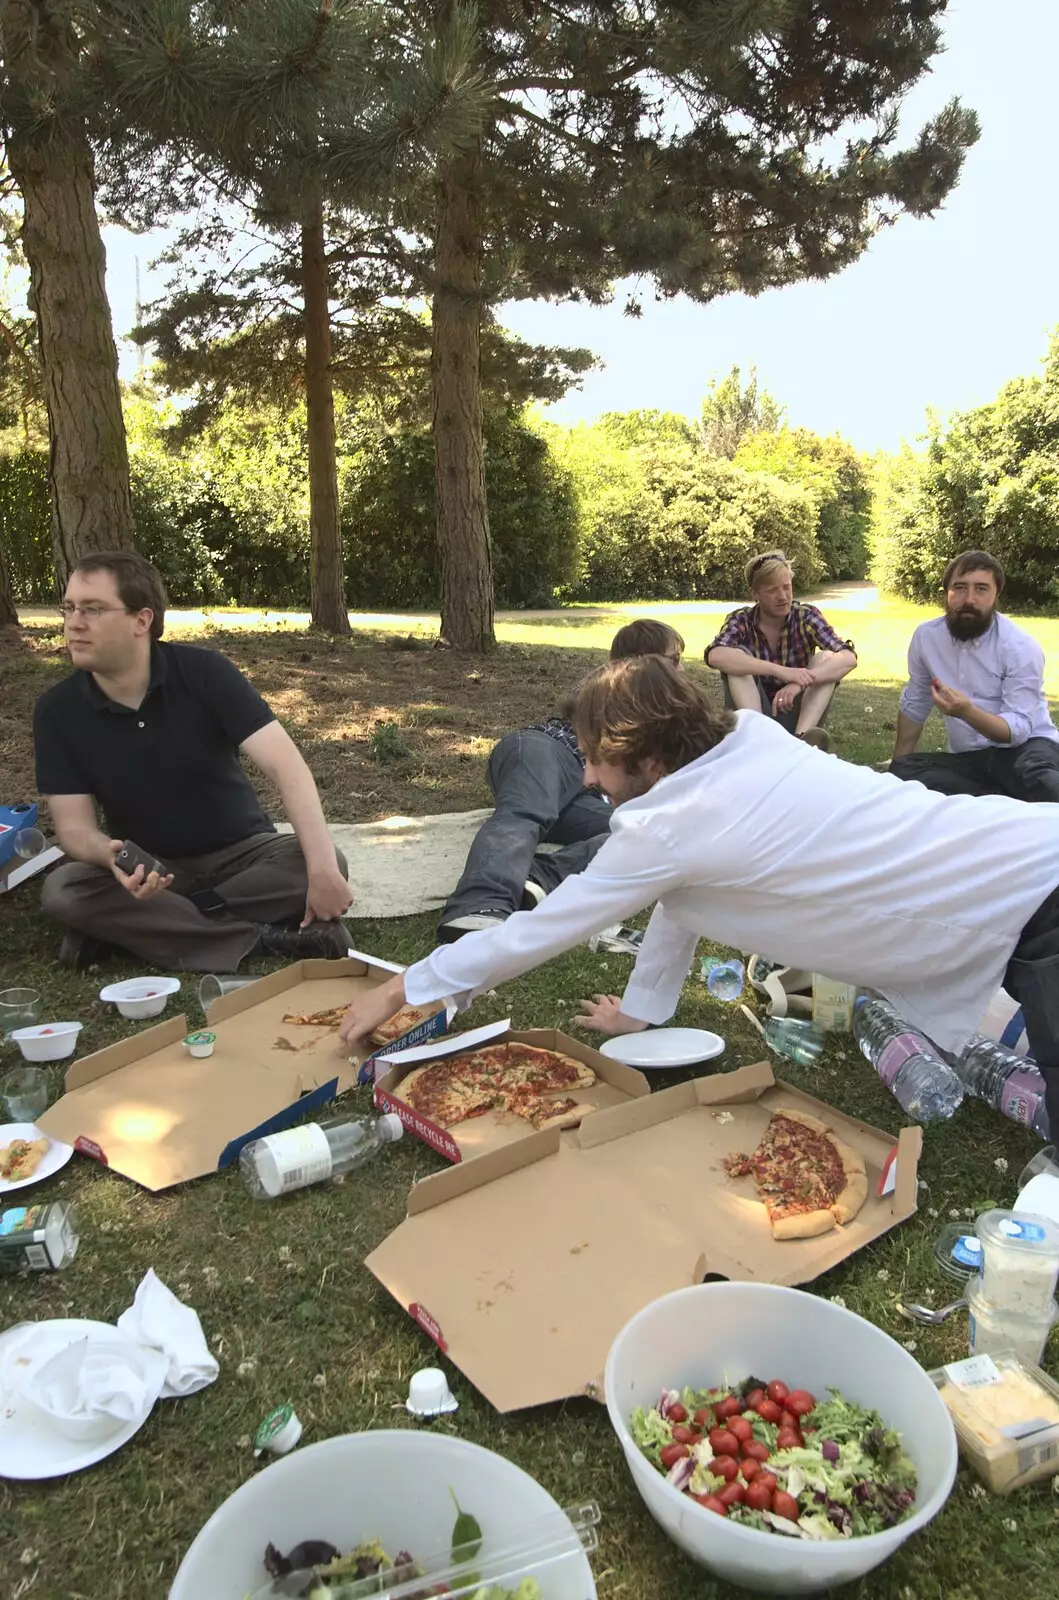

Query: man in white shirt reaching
340 656 1059 1135
890 549 1059 802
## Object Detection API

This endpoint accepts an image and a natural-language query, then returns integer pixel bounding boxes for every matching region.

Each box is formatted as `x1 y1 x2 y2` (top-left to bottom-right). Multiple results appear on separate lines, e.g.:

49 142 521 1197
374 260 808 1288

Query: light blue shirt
899 613 1058 752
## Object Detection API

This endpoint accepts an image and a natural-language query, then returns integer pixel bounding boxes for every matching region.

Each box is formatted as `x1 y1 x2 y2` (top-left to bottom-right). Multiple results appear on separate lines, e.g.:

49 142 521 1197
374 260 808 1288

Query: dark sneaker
798 727 831 752
58 930 119 970
521 880 546 910
259 920 352 961
437 912 508 944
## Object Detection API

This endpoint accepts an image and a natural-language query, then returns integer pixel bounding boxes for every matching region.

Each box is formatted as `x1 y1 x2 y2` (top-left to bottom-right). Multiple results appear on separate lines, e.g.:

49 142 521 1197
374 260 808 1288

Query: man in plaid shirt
705 549 857 751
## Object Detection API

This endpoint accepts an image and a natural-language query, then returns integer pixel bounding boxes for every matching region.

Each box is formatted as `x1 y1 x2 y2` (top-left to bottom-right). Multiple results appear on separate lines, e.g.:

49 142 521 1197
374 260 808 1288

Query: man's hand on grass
571 993 649 1034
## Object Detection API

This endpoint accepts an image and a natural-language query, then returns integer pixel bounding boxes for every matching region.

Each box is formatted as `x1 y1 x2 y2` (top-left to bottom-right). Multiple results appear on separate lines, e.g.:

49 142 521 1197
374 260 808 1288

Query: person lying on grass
340 656 1059 1136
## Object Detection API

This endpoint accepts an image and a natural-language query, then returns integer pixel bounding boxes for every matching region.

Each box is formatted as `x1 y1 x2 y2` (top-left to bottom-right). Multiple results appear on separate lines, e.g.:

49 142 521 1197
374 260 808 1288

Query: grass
2 589 1058 1600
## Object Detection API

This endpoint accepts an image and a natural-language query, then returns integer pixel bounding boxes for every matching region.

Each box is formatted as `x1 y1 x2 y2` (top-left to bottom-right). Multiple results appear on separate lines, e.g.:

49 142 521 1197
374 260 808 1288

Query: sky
100 0 1058 455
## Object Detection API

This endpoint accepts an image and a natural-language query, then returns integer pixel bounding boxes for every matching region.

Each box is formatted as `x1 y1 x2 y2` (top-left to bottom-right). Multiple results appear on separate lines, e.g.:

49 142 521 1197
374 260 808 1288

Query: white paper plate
599 1028 725 1069
0 1320 160 1480
0 1123 75 1195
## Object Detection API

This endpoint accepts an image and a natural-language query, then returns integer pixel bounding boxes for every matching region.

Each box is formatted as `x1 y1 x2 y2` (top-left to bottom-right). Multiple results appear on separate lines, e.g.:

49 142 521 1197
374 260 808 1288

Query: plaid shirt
528 716 584 766
707 603 855 699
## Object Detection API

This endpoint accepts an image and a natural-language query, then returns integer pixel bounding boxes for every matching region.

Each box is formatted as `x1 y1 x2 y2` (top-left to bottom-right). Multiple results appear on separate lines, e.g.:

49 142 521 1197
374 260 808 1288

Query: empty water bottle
762 1015 825 1066
240 1112 404 1199
852 997 965 1122
948 1034 1050 1139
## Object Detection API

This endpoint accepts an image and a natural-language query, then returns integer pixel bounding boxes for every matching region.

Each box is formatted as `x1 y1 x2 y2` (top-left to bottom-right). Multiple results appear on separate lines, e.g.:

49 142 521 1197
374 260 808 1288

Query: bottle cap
253 1402 303 1457
379 1112 404 1142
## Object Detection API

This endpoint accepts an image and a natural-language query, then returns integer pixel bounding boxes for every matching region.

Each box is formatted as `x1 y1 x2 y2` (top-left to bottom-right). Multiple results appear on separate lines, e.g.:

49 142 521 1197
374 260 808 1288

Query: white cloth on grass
117 1268 219 1398
403 711 1059 1056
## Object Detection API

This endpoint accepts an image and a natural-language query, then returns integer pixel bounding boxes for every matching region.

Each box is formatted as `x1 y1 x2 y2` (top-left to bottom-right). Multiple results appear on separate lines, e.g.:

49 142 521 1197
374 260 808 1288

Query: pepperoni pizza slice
724 1109 868 1240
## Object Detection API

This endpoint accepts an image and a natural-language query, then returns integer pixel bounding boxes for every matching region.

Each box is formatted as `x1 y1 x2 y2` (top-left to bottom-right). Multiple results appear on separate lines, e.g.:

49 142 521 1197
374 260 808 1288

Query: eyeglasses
60 602 130 621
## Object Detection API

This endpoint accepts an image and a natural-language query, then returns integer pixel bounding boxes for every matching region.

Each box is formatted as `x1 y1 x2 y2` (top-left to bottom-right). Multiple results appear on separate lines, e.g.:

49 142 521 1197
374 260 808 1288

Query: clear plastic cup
700 957 745 1002
1018 1145 1059 1191
198 974 259 1014
0 987 40 1038
12 827 46 860
1 1065 50 1121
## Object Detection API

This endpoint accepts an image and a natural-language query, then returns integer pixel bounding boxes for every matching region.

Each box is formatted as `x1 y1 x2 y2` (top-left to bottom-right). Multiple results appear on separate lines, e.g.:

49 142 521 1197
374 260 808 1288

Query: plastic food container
605 1282 957 1597
933 1223 983 1283
182 1031 216 1059
99 977 181 1020
168 1431 597 1600
975 1209 1059 1316
930 1350 1059 1493
10 1022 83 1062
966 1274 1058 1367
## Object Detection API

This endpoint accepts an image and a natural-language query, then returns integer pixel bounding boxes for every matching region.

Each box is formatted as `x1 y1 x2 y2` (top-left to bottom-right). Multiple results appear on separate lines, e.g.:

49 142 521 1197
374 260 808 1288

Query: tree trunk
6 118 134 591
0 538 17 626
301 201 350 636
432 147 494 651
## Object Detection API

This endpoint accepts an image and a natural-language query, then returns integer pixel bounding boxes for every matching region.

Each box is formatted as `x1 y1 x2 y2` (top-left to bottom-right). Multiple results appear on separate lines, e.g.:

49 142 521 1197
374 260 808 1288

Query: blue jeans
1006 879 1059 1137
438 729 612 927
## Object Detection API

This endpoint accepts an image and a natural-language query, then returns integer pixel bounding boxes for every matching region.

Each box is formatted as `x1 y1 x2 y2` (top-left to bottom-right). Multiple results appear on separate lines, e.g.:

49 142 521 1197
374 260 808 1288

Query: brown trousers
41 832 349 972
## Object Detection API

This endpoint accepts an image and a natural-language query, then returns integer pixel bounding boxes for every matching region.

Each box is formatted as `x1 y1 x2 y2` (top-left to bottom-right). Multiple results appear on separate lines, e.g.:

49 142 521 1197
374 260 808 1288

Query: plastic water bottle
240 1112 404 1199
948 1035 1051 1139
852 997 965 1122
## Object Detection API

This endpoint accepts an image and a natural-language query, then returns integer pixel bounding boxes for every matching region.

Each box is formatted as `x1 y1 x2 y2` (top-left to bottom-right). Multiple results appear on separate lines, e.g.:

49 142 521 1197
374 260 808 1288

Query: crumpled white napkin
117 1268 220 1398
21 1336 169 1441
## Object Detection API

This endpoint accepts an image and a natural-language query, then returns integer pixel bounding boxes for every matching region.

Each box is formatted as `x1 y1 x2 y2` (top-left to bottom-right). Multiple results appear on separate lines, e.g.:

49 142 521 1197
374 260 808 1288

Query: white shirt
899 613 1058 752
404 713 1059 1056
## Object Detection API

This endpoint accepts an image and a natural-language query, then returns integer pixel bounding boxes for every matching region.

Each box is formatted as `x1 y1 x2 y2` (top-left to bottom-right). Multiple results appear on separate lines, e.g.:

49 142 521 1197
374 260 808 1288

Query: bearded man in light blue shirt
889 550 1059 802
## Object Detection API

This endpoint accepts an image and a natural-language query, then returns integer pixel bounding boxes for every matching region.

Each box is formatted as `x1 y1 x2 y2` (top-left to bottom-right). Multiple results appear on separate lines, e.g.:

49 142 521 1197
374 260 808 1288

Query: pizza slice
281 1004 349 1028
398 1060 501 1129
369 1004 440 1046
507 1093 586 1131
724 1109 868 1241
0 1137 49 1183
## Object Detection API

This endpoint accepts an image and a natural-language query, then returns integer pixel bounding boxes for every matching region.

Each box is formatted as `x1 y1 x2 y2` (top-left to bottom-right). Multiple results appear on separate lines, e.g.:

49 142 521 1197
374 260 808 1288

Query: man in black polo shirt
34 551 353 971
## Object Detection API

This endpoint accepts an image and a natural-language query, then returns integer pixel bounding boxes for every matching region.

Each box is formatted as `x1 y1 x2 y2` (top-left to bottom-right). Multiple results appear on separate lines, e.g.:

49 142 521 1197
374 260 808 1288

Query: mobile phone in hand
115 840 169 880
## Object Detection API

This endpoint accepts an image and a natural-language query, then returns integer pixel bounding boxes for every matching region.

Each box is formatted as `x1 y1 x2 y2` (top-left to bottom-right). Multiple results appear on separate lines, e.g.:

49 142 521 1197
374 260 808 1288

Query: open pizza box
36 953 430 1191
372 1018 651 1164
366 1061 923 1413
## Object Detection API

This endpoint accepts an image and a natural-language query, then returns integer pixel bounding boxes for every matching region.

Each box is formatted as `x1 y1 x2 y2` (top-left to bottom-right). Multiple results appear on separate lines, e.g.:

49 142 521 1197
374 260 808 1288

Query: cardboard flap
64 1014 189 1088
406 1127 562 1215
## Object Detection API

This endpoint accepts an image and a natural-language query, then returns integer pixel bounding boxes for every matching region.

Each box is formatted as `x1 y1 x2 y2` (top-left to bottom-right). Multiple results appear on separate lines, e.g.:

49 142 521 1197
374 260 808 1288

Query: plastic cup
13 827 46 860
700 957 745 1002
199 974 259 1015
0 987 41 1039
1018 1145 1059 1192
1 1065 50 1121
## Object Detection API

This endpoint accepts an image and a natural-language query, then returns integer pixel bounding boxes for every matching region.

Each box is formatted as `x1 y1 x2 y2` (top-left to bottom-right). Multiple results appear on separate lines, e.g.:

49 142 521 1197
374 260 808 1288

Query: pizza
369 1004 440 1046
0 1136 49 1183
723 1109 868 1240
281 1004 349 1028
397 1042 597 1132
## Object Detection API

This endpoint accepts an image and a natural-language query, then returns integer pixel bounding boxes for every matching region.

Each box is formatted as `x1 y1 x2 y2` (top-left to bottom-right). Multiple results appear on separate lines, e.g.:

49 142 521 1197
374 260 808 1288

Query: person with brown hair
890 550 1059 801
33 551 352 970
339 655 1059 1140
435 618 684 942
705 549 857 750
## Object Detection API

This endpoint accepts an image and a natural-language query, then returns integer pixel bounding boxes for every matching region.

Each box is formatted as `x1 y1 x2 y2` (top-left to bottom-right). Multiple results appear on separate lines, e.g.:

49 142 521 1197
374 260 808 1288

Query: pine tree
0 2 135 585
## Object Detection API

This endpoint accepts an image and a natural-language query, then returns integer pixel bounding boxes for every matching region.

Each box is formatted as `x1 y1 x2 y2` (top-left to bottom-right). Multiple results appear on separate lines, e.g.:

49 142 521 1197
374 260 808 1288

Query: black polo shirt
34 641 277 858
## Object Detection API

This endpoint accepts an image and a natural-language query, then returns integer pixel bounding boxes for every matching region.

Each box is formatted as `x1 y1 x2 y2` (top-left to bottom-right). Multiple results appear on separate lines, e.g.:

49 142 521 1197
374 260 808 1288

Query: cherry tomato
695 1494 728 1516
713 1454 740 1481
776 1429 803 1452
694 1408 713 1430
708 1428 740 1457
739 1458 761 1483
786 1390 817 1417
744 1441 771 1463
757 1471 779 1493
756 1398 783 1424
671 1425 700 1445
781 1410 802 1432
660 1442 689 1469
714 1395 744 1420
718 1480 746 1506
744 1386 766 1411
668 1402 688 1423
744 1481 773 1512
766 1379 790 1404
772 1490 801 1522
729 1416 754 1444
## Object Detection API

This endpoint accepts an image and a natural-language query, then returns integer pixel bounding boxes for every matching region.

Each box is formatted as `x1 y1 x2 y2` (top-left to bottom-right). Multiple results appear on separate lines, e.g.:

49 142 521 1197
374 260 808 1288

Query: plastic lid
379 1112 404 1142
183 1031 216 1046
934 1223 983 1280
976 1209 1059 1258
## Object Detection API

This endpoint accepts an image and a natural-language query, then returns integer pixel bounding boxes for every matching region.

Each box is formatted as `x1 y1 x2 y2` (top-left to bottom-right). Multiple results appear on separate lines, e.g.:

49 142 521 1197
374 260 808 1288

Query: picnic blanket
278 810 494 919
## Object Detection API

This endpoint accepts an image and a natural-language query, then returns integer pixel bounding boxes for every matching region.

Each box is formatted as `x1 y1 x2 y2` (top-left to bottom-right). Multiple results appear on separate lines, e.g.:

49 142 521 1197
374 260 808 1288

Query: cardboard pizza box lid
365 1061 922 1412
36 955 398 1191
373 1025 651 1164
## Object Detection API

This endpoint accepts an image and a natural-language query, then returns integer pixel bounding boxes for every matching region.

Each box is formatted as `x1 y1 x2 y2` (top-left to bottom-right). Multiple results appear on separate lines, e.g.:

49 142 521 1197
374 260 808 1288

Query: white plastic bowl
10 1021 82 1061
168 1430 596 1600
99 976 181 1020
605 1283 957 1596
